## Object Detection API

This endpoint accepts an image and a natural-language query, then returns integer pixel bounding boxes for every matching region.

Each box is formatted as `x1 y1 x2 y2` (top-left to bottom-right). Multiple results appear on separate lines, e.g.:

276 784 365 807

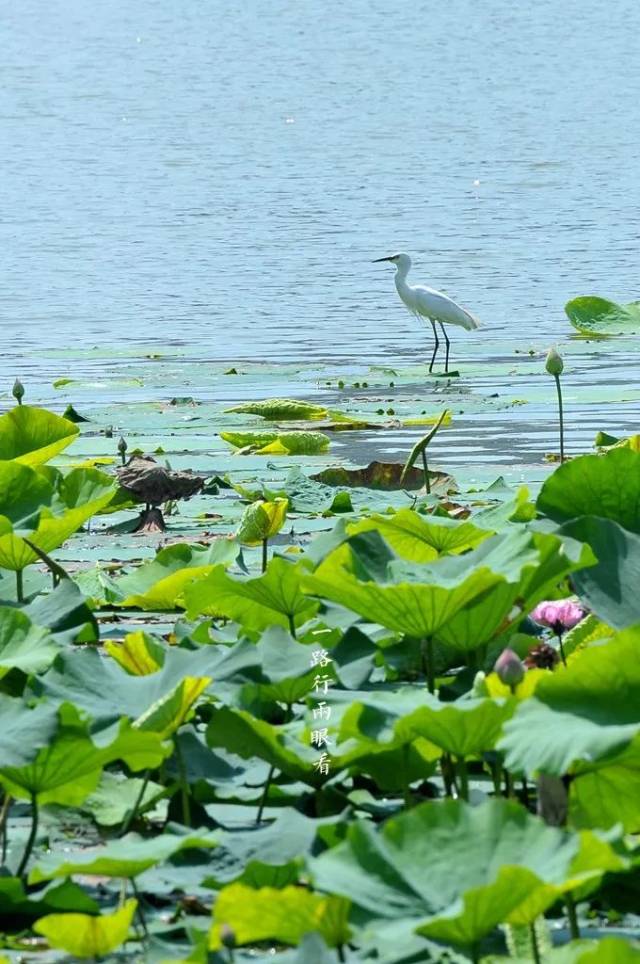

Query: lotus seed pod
545 347 564 376
494 648 525 689
12 378 24 404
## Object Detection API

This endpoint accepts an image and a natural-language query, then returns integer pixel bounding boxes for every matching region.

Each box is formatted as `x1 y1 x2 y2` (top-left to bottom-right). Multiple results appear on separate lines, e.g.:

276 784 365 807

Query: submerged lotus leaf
348 509 490 563
499 627 640 789
537 448 640 534
0 703 169 805
237 498 288 545
185 556 318 632
29 830 217 883
34 899 137 958
309 799 625 948
0 607 60 678
115 539 239 610
209 883 351 951
0 465 115 572
225 398 329 420
565 295 640 335
220 430 330 454
0 406 79 466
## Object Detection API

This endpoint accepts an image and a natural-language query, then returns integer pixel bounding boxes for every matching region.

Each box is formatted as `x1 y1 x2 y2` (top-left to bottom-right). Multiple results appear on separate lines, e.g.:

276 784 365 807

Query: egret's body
374 252 480 373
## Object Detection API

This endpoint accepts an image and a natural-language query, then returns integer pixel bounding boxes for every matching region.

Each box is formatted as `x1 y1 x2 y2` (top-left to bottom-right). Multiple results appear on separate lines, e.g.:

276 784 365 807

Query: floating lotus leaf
565 296 640 335
225 398 329 420
34 899 137 959
220 430 330 454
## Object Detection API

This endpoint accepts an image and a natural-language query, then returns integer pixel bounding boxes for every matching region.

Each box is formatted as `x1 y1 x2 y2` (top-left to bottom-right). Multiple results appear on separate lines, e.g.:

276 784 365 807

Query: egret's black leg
429 319 439 373
439 322 450 373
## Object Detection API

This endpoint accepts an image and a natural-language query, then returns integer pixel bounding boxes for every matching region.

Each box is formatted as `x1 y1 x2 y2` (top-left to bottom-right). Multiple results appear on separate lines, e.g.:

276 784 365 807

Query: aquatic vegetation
0 398 639 962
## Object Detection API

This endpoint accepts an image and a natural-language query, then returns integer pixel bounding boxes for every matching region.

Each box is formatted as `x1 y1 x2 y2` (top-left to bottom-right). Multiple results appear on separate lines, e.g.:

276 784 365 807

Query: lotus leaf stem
557 632 567 667
15 570 23 603
16 792 38 879
554 373 565 463
120 769 151 836
130 877 149 940
402 744 412 808
421 637 435 694
566 893 580 940
261 538 268 573
287 613 297 638
0 793 11 864
457 758 469 802
504 768 514 799
529 921 542 964
256 764 276 825
173 739 191 828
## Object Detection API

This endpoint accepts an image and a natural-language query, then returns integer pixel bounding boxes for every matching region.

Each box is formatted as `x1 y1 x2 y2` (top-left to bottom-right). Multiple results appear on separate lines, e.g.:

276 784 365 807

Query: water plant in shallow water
545 346 565 462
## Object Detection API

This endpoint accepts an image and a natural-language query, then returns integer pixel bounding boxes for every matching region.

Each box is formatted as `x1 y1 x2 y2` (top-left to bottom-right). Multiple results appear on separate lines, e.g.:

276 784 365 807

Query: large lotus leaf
29 830 218 884
225 398 328 420
0 465 115 571
26 578 99 645
220 430 330 454
436 529 594 652
329 688 510 760
499 628 640 778
546 938 640 963
0 877 99 923
0 703 169 805
185 556 318 632
310 799 625 948
537 448 640 534
303 530 534 639
115 539 239 610
565 295 640 334
0 461 51 528
0 698 60 768
34 899 136 958
35 644 255 730
348 509 491 563
206 707 321 784
209 883 351 951
569 735 640 830
0 607 59 678
558 516 640 629
0 406 79 466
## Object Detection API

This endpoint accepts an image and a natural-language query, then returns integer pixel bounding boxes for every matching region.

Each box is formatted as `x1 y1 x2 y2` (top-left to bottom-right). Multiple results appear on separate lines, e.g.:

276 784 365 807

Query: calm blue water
2 0 640 374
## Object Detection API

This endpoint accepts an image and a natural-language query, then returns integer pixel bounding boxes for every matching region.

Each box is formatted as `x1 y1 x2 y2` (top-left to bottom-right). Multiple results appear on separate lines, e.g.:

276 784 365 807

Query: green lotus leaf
546 937 640 963
0 877 99 923
225 398 329 420
237 498 288 545
0 607 59 678
34 899 137 959
309 799 626 949
436 529 594 652
0 698 60 769
185 556 318 633
115 539 239 610
565 296 640 334
558 516 640 629
29 829 218 883
303 530 529 639
537 448 640 534
209 883 351 951
0 465 115 571
348 509 491 563
570 735 640 831
220 430 330 454
0 406 79 466
0 703 169 805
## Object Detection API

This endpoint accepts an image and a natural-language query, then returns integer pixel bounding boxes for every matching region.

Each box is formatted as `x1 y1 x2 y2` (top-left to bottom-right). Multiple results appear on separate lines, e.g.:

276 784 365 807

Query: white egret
373 252 480 373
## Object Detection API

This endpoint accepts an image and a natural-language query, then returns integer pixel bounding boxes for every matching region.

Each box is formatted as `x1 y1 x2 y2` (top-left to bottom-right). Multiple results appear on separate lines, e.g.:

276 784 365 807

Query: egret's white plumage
374 252 480 373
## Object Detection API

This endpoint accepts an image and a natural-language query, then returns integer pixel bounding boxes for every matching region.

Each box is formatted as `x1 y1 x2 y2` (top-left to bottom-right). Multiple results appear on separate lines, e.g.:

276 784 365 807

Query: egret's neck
394 260 411 297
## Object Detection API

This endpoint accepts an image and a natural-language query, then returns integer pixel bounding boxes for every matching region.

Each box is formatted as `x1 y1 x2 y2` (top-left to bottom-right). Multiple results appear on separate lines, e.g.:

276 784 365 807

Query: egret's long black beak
372 256 394 263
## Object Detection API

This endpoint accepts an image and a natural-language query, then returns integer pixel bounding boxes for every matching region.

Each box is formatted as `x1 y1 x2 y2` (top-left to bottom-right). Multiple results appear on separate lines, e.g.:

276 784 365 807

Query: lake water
3 0 640 469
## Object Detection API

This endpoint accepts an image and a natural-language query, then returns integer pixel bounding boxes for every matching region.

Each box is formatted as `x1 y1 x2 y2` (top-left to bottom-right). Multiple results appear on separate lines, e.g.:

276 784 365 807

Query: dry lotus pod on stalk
116 455 205 532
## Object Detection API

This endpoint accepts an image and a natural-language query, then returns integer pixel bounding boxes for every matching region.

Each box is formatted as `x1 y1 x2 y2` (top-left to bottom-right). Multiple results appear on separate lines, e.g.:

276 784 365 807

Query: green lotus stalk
565 893 580 940
256 764 276 825
12 378 24 405
545 348 565 462
16 792 38 878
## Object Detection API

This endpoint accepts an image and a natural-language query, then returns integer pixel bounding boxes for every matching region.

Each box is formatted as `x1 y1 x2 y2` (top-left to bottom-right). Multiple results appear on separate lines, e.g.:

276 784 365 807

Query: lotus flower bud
117 436 128 465
494 648 525 690
12 378 24 405
545 347 564 376
220 923 236 948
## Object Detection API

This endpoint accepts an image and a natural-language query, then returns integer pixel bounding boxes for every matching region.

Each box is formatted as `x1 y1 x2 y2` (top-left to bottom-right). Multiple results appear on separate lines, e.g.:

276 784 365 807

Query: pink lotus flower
530 599 584 635
494 648 525 689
